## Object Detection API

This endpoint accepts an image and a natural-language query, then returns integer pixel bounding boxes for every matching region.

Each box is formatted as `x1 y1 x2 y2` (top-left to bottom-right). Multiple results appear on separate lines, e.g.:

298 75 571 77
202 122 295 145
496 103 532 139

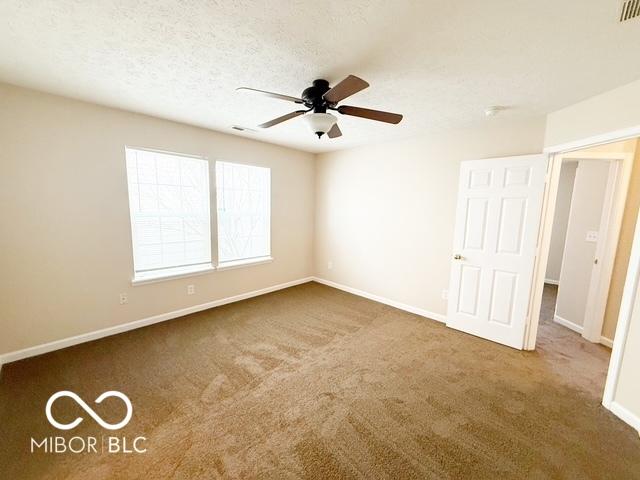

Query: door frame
602 210 640 417
524 128 638 352
549 155 628 343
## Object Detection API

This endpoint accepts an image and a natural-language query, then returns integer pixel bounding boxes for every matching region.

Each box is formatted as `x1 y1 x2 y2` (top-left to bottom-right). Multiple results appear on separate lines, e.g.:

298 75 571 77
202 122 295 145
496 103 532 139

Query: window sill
132 264 215 285
216 256 273 271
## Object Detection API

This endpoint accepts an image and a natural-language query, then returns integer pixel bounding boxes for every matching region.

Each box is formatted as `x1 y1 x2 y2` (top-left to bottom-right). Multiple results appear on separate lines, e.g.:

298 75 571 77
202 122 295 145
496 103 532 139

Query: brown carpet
0 282 638 479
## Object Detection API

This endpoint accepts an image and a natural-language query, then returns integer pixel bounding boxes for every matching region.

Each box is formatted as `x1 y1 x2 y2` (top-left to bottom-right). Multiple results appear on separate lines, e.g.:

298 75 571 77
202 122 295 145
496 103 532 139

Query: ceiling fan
237 75 403 139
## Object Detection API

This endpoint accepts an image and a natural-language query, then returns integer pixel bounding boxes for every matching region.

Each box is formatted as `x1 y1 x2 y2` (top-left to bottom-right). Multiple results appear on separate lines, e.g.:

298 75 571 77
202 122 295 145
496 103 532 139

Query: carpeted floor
0 282 638 479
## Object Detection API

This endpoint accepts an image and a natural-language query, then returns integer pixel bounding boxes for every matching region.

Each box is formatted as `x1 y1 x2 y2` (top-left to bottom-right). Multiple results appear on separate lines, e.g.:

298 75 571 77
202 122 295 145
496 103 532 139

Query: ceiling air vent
620 0 640 22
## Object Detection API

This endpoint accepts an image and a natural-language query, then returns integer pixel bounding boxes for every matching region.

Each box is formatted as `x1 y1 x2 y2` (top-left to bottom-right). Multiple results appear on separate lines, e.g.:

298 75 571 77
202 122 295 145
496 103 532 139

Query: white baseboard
544 278 559 286
0 277 314 367
553 314 584 334
600 336 614 348
609 401 640 433
552 317 614 348
312 277 447 323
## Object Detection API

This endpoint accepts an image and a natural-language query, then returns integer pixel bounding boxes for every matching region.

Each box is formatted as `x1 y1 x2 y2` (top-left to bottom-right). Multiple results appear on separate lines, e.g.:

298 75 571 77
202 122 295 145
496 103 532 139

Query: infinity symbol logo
45 391 133 431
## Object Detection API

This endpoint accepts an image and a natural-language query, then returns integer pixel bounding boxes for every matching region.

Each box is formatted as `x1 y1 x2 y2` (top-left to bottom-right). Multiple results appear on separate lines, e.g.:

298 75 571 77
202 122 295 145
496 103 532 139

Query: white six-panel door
446 154 547 349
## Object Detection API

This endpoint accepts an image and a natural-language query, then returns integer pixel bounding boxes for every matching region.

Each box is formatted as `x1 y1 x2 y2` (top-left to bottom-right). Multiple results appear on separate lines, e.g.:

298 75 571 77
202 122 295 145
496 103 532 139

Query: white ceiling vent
620 0 640 22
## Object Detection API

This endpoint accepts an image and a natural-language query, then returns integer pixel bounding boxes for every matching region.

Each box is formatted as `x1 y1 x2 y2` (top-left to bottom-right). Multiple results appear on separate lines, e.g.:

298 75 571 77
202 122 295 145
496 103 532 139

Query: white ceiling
1 1 639 153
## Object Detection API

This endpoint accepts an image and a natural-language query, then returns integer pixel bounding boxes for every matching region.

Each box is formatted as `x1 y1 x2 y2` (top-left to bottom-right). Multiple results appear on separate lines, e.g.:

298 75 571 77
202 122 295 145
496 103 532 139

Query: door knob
453 254 464 260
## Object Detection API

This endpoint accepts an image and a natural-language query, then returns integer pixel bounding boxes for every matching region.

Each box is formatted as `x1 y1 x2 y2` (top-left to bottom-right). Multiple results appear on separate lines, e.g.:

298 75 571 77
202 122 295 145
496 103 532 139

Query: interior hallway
0 282 638 479
537 283 612 398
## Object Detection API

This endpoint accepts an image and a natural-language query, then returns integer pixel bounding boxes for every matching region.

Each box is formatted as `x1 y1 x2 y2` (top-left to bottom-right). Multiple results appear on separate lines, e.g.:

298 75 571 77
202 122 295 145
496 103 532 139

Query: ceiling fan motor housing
302 79 332 112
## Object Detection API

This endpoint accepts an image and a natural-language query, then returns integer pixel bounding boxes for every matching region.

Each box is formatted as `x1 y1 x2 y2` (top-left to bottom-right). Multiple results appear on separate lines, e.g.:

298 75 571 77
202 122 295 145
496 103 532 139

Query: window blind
125 148 211 277
216 161 271 263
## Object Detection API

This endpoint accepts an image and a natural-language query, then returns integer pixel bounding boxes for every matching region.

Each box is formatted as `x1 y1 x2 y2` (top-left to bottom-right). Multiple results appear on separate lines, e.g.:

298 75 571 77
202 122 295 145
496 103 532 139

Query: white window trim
125 145 206 160
126 152 275 285
217 256 274 271
131 256 275 285
132 263 216 285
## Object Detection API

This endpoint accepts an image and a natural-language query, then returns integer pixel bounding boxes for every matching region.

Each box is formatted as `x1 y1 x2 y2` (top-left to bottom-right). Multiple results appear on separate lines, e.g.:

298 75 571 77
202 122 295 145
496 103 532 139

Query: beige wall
545 162 577 283
545 78 640 148
555 161 609 327
314 118 546 318
603 144 640 339
0 83 315 355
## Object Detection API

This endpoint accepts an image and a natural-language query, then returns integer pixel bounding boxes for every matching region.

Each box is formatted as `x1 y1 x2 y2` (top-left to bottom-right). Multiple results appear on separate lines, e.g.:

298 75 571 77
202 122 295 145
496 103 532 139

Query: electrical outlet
585 230 599 243
119 293 128 305
327 261 333 270
187 284 195 295
441 289 449 300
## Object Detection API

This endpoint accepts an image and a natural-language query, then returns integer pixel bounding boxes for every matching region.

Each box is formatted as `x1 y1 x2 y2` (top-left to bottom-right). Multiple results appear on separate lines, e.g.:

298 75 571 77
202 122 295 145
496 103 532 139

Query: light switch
585 231 599 243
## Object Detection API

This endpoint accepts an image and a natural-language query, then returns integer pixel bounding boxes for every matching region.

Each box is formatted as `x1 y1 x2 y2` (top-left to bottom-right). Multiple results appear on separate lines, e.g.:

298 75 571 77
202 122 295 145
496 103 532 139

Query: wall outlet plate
441 289 449 300
187 285 195 295
327 261 333 270
119 293 128 305
585 230 599 243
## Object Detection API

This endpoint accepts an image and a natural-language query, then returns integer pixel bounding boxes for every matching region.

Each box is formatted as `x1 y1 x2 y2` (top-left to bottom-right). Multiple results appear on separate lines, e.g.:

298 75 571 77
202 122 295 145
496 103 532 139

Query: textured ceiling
1 1 639 153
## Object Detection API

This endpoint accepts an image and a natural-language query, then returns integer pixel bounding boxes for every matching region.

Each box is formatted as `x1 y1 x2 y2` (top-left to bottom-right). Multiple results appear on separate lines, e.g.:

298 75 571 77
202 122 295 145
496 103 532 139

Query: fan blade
327 123 342 138
258 110 306 128
337 105 403 124
237 87 304 104
323 75 369 104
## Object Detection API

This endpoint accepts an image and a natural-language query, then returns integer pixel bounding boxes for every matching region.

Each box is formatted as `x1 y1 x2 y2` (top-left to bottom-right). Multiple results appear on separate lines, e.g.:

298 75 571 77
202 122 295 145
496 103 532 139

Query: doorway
527 138 639 356
445 139 639 354
534 150 633 395
544 155 621 345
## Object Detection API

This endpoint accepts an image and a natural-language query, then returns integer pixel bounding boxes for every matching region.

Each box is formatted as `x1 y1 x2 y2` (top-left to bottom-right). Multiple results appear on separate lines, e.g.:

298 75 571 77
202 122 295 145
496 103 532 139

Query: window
216 161 271 266
125 147 212 282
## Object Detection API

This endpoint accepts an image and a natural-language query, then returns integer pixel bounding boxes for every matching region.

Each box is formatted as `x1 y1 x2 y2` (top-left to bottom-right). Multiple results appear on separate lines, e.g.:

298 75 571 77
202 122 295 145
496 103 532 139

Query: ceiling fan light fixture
304 112 337 138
